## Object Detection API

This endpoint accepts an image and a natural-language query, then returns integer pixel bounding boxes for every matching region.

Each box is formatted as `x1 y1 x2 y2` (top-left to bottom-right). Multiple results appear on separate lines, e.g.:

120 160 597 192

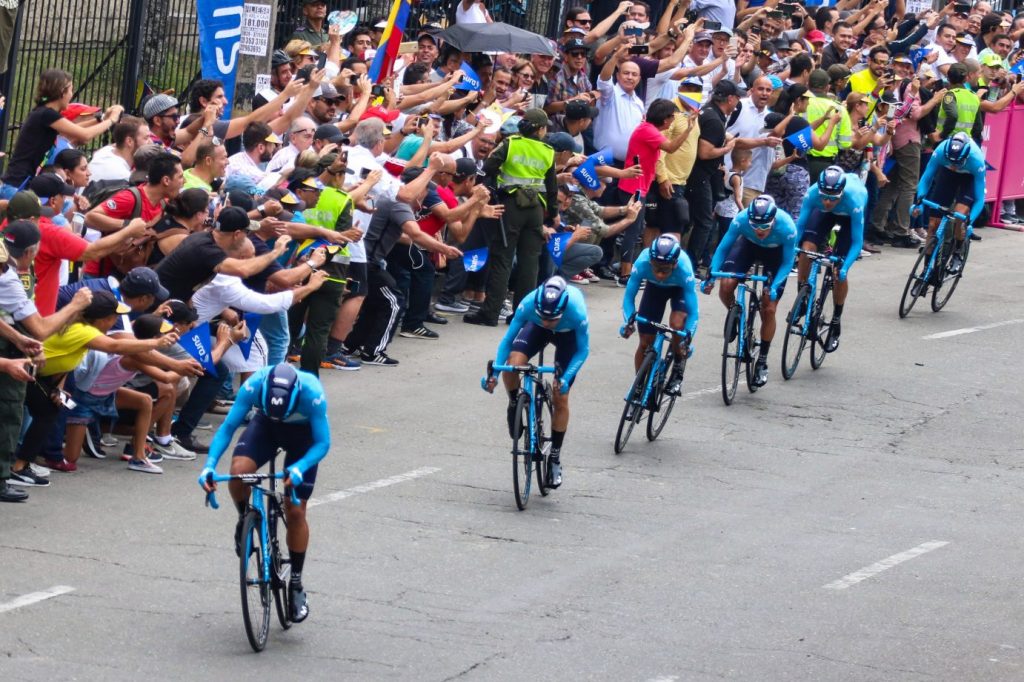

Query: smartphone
750 24 762 35
684 9 698 23
629 44 649 54
316 52 327 71
26 361 36 379
728 36 738 51
633 154 640 167
349 74 360 86
360 168 371 179
370 84 385 98
953 2 970 13
296 65 313 82
624 26 644 36
858 117 867 127
703 19 722 31
632 190 642 204
779 4 795 16
767 10 784 19
58 389 76 410
418 114 430 127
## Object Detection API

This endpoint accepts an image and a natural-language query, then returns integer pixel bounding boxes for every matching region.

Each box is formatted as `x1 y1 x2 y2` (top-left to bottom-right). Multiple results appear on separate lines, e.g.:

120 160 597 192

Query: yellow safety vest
937 87 980 136
498 136 554 195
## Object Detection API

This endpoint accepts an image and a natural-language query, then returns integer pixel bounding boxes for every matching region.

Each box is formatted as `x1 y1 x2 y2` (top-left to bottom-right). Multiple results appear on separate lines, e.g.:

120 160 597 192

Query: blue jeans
259 310 289 367
172 362 226 441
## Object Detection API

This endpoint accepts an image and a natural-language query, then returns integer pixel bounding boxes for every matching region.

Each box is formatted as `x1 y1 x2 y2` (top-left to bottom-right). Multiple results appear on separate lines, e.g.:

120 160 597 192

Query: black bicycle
710 267 769 406
782 249 842 379
204 453 300 652
899 199 971 318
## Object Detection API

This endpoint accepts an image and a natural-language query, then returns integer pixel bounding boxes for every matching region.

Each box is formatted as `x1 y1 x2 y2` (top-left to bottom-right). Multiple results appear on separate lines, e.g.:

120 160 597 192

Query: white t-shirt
455 0 489 24
725 97 772 193
346 144 402 264
88 145 131 183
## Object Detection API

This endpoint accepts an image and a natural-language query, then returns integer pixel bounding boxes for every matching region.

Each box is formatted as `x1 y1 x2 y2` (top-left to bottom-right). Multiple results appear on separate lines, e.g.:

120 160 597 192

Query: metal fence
0 0 201 151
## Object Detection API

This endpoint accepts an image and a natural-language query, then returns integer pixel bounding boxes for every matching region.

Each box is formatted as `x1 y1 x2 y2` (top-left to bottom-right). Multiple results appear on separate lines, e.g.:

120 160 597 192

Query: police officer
465 109 558 327
804 69 848 183
936 63 981 143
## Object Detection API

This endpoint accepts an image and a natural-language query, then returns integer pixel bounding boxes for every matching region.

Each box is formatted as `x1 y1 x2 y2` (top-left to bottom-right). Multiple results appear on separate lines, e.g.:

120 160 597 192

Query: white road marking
923 319 1024 340
0 585 75 614
823 541 949 590
307 467 441 508
681 386 720 401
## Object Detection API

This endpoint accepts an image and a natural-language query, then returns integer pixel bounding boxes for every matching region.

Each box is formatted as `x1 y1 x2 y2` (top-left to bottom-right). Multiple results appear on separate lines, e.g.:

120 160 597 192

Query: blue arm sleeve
290 399 331 475
773 239 798 297
794 192 813 239
710 220 739 274
204 377 261 470
622 271 642 322
842 204 864 281
682 278 700 337
495 309 527 369
562 320 590 385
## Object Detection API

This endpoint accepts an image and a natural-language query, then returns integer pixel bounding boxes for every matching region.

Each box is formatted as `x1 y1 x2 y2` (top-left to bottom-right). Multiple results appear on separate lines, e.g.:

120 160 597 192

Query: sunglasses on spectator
161 112 181 121
575 17 592 25
296 129 315 137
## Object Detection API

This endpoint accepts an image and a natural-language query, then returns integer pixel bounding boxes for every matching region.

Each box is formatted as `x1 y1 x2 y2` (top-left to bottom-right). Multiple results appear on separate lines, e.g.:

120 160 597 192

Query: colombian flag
368 0 412 84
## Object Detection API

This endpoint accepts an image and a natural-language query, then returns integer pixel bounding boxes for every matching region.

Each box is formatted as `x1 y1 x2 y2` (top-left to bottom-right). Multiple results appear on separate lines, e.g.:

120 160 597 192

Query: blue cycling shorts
637 284 687 335
509 322 578 387
233 413 319 500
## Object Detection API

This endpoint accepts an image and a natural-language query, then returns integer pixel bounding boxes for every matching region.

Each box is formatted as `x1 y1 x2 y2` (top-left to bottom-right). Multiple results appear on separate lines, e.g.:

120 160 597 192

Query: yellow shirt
41 322 101 377
655 102 701 186
848 69 878 98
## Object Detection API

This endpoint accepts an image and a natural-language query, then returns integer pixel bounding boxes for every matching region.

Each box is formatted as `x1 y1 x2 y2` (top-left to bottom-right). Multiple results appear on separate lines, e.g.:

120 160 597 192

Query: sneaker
434 301 470 314
859 249 872 258
28 463 51 478
665 365 684 396
99 434 119 448
752 356 769 387
825 318 841 353
863 242 881 254
83 429 107 459
948 251 964 274
907 230 925 245
46 458 77 473
287 353 301 363
507 400 519 439
290 582 309 622
458 298 481 312
0 479 28 502
208 399 233 415
425 312 448 325
499 302 514 320
9 467 49 487
173 433 210 455
399 326 440 340
969 232 981 242
569 273 590 285
195 420 213 431
127 458 163 474
889 235 918 249
583 268 600 283
359 351 399 367
323 353 361 371
615 275 629 287
547 459 562 489
122 443 162 463
594 265 617 281
912 228 928 241
463 312 498 327
152 438 197 461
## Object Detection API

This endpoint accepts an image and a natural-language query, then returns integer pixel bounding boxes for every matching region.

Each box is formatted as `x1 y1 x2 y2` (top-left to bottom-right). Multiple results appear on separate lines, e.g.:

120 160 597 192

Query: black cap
712 79 746 99
163 299 199 324
2 219 41 258
400 166 428 183
83 290 130 319
564 99 599 121
314 123 345 143
213 206 256 232
453 157 483 180
226 189 255 212
562 38 588 53
120 266 169 301
132 313 174 339
28 173 76 199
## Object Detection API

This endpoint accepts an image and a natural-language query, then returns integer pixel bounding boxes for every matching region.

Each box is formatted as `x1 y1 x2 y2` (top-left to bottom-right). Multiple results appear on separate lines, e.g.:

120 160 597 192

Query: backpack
84 179 133 210
95 186 151 275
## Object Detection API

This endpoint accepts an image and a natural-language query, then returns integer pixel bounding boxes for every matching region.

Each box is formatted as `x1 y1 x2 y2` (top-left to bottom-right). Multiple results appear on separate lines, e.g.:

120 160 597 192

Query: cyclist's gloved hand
288 466 304 488
769 286 781 302
557 376 572 395
838 266 850 282
619 323 635 338
911 202 922 217
700 279 715 295
198 467 215 492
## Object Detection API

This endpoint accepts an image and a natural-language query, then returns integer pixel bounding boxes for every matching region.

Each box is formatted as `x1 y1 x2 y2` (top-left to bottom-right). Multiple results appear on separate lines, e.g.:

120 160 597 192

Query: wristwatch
199 127 211 137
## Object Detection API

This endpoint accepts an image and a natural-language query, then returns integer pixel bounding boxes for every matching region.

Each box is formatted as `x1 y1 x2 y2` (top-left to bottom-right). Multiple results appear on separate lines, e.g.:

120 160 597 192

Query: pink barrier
982 101 1024 231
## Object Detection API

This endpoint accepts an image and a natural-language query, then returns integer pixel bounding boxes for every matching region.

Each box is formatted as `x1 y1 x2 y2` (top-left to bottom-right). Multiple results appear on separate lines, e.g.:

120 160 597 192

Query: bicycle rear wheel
536 385 553 496
270 506 292 630
721 305 742 405
240 510 271 652
781 284 810 380
810 273 834 370
615 352 653 453
931 237 968 312
647 353 680 441
899 249 930 318
511 393 532 510
744 296 761 393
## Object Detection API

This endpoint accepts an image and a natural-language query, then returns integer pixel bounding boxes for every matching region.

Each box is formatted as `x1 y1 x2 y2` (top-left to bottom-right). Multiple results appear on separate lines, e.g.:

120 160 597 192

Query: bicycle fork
251 488 272 586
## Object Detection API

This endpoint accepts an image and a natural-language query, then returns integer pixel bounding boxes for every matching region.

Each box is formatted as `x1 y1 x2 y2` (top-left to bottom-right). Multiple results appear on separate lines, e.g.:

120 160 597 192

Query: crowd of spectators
0 0 1021 502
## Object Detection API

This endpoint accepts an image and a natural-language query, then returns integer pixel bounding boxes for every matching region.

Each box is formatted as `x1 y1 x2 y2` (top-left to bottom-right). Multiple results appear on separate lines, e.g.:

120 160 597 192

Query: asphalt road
2 227 1023 681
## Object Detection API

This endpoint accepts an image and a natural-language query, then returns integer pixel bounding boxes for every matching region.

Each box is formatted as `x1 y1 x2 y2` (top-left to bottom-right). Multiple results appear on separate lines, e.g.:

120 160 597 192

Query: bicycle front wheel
744 296 762 393
931 237 968 312
810 274 834 370
899 249 930 318
615 352 653 453
721 305 742 405
781 284 810 380
511 393 532 510
240 510 271 652
270 507 292 630
647 354 680 441
536 386 553 496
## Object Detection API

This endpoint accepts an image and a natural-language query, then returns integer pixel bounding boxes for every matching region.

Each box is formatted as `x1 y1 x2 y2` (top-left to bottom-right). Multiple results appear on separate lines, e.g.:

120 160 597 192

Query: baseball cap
2 220 40 258
827 64 852 82
806 29 827 43
892 55 914 66
314 82 343 101
132 313 174 339
948 62 970 80
374 19 388 29
142 93 178 120
226 189 256 212
62 103 100 121
545 132 581 153
562 38 588 53
713 26 733 37
120 266 169 300
453 157 483 180
979 53 1004 68
878 90 901 106
787 83 811 100
314 123 345 143
679 75 703 89
809 68 830 89
163 299 199 324
694 31 713 43
564 100 599 121
29 173 75 199
499 115 522 137
712 79 746 99
955 34 975 47
289 176 325 192
213 206 256 233
768 75 784 90
83 290 130 319
417 31 439 45
5 191 41 221
360 105 400 124
518 108 550 134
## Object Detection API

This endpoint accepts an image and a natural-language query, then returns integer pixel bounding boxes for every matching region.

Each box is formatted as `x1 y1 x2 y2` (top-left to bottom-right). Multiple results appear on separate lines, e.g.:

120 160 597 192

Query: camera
370 84 385 98
629 44 649 54
704 19 722 31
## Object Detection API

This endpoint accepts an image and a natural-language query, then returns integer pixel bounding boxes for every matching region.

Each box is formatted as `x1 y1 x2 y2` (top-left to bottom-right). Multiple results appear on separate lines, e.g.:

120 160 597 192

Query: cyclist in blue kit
620 235 699 397
483 276 589 488
199 363 330 624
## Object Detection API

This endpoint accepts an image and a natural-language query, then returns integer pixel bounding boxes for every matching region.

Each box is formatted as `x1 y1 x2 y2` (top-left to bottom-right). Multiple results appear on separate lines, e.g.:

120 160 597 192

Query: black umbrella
437 22 557 57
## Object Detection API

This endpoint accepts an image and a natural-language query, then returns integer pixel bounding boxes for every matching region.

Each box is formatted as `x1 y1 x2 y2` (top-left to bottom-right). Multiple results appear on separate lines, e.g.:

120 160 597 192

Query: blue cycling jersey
917 137 987 224
622 249 700 337
496 285 590 386
711 207 800 299
205 366 331 477
795 173 867 280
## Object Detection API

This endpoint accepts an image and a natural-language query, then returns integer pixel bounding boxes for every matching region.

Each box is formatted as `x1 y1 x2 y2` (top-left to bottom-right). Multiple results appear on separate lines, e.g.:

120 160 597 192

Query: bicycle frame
491 361 556 456
920 199 968 282
710 269 769 359
793 249 840 337
633 315 690 406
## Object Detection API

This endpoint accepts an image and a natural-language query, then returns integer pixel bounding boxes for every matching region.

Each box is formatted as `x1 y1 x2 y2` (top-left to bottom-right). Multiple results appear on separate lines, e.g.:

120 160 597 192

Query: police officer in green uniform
805 69 849 184
290 0 330 47
465 109 558 327
937 63 982 143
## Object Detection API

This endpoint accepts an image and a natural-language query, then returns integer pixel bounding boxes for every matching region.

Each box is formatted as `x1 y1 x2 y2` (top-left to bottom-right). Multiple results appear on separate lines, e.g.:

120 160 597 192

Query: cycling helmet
944 132 971 165
817 165 847 198
260 363 301 422
534 276 570 320
649 234 682 264
748 194 778 228
271 50 291 70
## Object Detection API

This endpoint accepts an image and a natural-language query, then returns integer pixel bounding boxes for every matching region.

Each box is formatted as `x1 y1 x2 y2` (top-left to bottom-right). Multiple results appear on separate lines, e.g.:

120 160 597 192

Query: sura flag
909 47 930 69
547 232 572 267
1012 61 1024 75
785 126 813 154
238 313 263 360
572 158 601 190
463 247 488 272
180 322 217 373
454 62 482 91
589 147 614 166
197 0 244 117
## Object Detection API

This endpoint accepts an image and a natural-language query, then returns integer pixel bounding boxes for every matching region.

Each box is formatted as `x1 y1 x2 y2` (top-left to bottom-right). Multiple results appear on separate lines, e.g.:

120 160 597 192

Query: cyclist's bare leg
952 202 970 242
228 455 259 507
833 276 849 306
669 310 686 358
284 498 309 554
796 240 817 284
636 334 654 371
924 216 942 252
718 278 738 309
759 289 777 343
552 383 570 432
501 351 529 394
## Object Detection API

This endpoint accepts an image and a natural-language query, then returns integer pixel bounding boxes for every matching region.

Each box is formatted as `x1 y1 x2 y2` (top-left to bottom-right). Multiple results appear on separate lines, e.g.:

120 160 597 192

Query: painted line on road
923 319 1024 340
0 585 75 614
306 467 441 508
681 386 720 402
823 541 949 590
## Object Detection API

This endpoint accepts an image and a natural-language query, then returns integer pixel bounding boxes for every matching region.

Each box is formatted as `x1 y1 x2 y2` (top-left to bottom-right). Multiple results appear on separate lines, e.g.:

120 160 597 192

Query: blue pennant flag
785 126 813 155
909 47 931 70
197 0 243 118
572 158 601 190
1012 61 1024 75
547 232 572 267
589 147 614 166
454 61 483 91
802 0 837 6
180 322 217 373
237 313 263 360
463 247 488 272
985 160 997 171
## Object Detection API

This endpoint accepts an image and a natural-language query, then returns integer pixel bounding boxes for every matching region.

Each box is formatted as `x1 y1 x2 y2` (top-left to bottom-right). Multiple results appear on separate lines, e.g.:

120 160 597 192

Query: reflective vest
807 95 840 158
937 87 980 136
299 186 351 262
498 135 554 197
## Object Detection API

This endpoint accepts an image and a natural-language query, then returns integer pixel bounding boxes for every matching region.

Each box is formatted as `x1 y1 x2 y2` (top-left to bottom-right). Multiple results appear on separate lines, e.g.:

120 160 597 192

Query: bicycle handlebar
709 271 770 283
492 363 557 374
635 315 691 340
920 198 968 222
203 471 300 509
797 248 843 264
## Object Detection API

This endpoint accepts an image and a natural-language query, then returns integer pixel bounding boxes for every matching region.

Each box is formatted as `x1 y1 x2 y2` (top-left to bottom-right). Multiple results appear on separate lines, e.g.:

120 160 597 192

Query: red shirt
83 185 164 276
417 184 458 237
0 216 88 316
617 121 666 197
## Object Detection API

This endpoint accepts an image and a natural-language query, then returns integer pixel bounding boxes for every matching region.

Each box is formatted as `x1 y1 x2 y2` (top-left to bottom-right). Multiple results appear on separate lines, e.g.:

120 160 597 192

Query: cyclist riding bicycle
198 363 330 624
620 234 699 396
483 276 590 489
794 165 867 352
703 195 799 387
913 132 985 274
